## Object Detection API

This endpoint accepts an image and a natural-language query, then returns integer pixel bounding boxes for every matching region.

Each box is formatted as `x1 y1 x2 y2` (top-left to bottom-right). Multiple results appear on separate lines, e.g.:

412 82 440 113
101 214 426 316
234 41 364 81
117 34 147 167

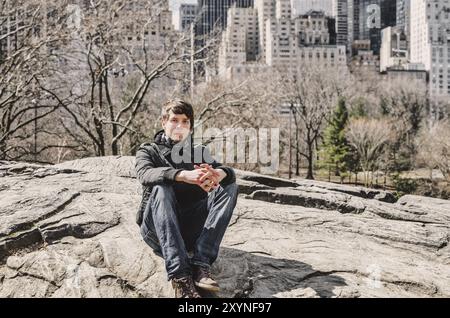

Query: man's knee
141 228 163 257
151 184 176 200
214 182 238 215
222 181 239 198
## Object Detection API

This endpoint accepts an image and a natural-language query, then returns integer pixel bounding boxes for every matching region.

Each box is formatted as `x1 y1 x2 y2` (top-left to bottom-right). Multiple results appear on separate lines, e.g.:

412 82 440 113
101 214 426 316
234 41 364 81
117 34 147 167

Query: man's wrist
215 168 227 182
175 170 185 183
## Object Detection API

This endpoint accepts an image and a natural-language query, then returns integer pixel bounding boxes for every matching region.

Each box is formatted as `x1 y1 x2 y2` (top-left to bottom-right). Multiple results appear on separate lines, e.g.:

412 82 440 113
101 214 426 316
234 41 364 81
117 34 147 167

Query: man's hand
175 169 206 185
194 164 226 193
175 164 227 193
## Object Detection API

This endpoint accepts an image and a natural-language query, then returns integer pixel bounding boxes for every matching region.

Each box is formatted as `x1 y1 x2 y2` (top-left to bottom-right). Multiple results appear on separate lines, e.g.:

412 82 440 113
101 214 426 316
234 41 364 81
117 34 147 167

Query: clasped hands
176 164 226 193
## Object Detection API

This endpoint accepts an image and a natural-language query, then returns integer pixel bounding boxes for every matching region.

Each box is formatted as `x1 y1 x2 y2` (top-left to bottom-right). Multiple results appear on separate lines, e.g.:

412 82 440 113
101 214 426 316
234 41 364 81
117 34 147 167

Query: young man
135 99 238 298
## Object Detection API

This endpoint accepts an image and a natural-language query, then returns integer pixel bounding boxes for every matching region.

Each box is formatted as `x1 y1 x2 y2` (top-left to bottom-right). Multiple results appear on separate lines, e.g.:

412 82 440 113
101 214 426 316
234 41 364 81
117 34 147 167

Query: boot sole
195 281 220 292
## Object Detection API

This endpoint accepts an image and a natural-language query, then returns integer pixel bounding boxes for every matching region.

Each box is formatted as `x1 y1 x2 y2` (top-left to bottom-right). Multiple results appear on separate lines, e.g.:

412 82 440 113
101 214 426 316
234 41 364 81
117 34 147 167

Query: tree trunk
306 131 314 179
111 138 118 156
306 144 314 179
96 74 105 156
0 142 6 160
306 155 314 179
295 128 300 176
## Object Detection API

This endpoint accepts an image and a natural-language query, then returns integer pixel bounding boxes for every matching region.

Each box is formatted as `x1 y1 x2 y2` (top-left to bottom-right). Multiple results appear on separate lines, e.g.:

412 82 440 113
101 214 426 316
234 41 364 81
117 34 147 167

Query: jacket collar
153 129 193 158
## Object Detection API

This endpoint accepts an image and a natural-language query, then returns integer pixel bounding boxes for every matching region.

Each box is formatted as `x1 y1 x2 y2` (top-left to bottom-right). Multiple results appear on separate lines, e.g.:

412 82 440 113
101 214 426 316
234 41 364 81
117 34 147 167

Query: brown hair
161 99 194 129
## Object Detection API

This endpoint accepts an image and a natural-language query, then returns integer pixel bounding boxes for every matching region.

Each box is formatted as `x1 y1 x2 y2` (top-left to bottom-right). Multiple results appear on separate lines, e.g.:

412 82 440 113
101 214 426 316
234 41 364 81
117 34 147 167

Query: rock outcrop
0 157 449 298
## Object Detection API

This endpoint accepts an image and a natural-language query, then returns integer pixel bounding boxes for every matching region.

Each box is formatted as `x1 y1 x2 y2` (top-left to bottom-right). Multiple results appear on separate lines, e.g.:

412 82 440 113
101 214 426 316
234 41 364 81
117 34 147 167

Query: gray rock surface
0 157 449 298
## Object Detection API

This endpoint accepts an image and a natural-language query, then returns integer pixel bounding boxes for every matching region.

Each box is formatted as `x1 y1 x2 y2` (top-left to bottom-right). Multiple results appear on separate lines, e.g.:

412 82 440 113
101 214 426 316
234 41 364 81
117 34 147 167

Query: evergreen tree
320 98 352 182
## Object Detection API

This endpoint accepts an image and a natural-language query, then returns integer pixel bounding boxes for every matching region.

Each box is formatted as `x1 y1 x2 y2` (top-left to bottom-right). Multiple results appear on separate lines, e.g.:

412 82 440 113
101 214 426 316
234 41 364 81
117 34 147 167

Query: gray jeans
140 182 238 280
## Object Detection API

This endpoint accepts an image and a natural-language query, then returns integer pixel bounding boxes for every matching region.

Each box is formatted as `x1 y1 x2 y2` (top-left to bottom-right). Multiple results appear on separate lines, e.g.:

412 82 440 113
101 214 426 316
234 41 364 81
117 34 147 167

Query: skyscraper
348 0 397 55
410 0 450 104
196 0 254 36
396 0 410 36
333 0 348 47
397 0 411 31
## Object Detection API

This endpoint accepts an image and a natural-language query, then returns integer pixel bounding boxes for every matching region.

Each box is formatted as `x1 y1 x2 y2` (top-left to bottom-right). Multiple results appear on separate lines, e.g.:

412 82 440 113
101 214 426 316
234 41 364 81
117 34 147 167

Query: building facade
396 0 410 36
333 0 349 47
218 5 259 74
410 0 450 103
255 0 276 60
196 0 254 36
219 0 347 79
290 0 334 17
347 0 397 55
380 26 408 72
175 3 198 31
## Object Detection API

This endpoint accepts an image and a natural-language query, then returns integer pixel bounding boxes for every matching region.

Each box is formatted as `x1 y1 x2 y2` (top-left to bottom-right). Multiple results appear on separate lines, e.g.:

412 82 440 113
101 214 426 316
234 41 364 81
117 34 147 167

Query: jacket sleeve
201 145 236 186
135 144 183 187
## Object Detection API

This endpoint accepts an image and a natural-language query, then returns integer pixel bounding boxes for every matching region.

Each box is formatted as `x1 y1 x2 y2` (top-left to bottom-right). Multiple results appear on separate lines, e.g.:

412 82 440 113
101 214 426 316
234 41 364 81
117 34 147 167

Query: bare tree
278 65 349 179
346 118 393 187
416 120 450 182
36 0 230 158
0 0 70 160
378 79 428 171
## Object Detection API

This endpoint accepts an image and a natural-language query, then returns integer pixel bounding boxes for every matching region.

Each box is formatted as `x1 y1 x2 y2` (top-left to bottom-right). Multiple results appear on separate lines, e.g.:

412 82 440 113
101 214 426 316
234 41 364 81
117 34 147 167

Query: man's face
162 111 191 142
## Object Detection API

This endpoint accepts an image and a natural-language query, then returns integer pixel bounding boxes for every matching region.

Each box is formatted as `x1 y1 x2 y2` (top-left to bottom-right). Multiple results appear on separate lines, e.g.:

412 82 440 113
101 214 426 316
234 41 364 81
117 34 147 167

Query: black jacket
134 130 236 226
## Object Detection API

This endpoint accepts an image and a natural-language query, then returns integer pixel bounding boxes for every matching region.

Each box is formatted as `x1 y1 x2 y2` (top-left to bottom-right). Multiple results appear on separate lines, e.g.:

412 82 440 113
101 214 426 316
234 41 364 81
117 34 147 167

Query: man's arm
135 145 183 187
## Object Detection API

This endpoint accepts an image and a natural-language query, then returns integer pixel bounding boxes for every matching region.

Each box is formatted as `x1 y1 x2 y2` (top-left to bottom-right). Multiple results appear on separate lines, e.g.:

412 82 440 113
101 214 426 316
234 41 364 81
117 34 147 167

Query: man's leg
140 184 192 281
140 196 163 258
190 182 239 268
178 199 209 254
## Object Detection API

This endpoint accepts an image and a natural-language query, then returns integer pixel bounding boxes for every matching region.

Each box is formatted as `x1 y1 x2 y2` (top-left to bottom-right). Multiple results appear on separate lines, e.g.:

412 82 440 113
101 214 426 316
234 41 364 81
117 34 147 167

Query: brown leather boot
193 265 220 292
171 276 201 298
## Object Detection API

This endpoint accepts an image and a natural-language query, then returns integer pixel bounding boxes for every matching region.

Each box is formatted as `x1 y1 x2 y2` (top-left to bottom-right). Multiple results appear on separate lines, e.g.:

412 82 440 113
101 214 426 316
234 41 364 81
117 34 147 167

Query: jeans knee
223 182 239 198
151 184 176 200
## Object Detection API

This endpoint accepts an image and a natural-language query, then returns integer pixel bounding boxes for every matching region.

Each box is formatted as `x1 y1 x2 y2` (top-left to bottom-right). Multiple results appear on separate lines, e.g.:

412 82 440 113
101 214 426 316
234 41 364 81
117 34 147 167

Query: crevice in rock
248 251 272 256
229 209 252 227
4 191 81 238
296 182 397 203
240 175 298 188
0 217 120 265
40 213 86 228
298 269 357 283
15 270 61 289
438 236 449 250
382 279 441 296
247 190 365 215
363 210 442 225
41 219 121 244
0 228 44 264
97 273 143 296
